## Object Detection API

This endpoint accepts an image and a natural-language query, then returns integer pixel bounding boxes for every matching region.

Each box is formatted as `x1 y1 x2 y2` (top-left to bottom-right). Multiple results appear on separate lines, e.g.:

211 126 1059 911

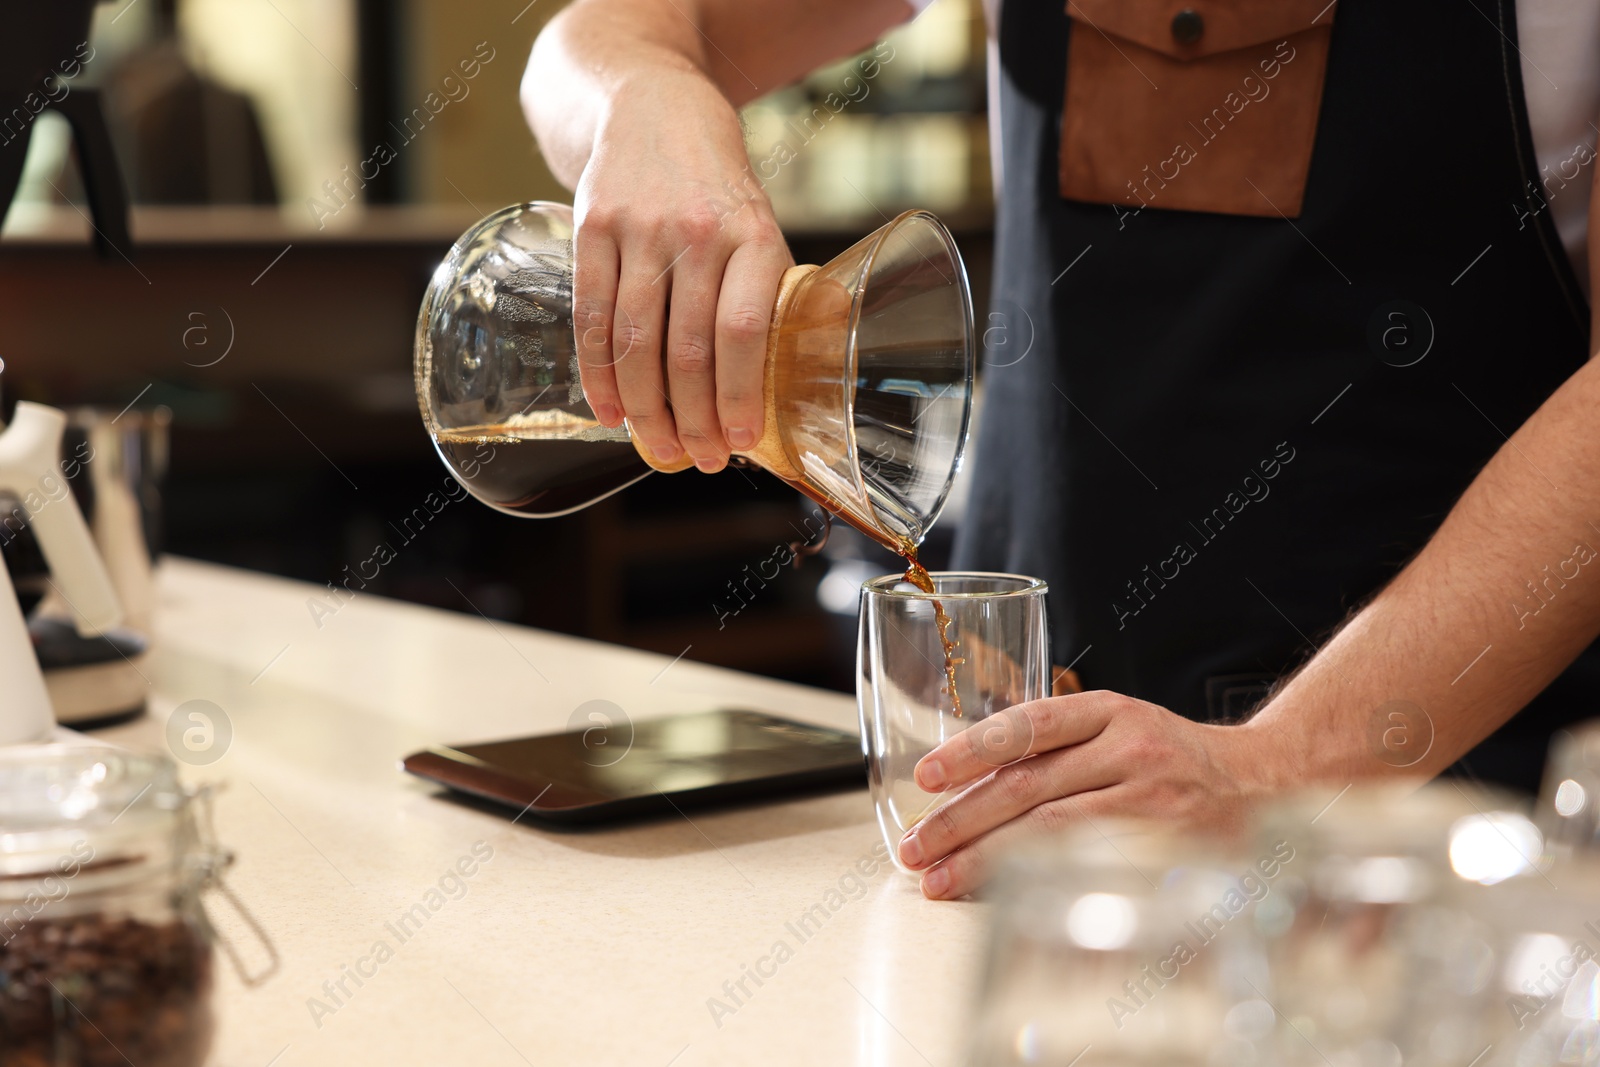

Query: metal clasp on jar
185 782 280 987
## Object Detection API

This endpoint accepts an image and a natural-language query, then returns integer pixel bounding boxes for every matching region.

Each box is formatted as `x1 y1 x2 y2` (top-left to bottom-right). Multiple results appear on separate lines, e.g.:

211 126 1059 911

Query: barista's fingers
715 237 789 452
612 256 678 465
572 225 623 427
914 693 1116 792
666 245 730 471
899 747 1120 872
917 788 1122 900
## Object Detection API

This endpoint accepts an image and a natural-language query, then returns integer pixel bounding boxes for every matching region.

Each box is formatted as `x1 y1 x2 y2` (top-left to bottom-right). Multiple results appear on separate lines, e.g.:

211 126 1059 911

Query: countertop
93 558 987 1067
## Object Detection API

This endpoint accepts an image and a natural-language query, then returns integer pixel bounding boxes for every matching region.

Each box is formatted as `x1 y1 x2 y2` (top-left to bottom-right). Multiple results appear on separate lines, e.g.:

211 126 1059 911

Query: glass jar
0 744 261 1066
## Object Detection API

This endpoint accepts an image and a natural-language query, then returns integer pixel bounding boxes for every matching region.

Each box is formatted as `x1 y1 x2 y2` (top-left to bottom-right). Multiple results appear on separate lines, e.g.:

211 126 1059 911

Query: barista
523 0 1600 898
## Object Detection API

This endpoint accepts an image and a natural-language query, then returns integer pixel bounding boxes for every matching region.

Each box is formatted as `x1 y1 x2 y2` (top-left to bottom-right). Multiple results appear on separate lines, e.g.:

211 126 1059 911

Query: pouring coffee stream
415 201 977 714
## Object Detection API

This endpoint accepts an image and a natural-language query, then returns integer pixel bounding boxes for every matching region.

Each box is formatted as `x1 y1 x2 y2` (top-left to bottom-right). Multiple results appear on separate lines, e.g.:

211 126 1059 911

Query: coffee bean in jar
1 913 213 1067
0 746 262 1067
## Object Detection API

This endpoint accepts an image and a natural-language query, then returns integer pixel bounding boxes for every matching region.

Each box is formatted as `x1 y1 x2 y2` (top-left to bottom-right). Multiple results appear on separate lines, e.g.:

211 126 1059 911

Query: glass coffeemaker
414 202 975 553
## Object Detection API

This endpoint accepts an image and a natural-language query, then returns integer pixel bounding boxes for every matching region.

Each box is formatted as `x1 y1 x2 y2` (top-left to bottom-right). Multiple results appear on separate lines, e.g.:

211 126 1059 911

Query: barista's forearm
522 0 714 189
1242 354 1600 786
522 0 909 190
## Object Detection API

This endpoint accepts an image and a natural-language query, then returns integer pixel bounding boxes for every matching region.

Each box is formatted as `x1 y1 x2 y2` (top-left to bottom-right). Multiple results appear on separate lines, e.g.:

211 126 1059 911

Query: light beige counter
94 558 988 1067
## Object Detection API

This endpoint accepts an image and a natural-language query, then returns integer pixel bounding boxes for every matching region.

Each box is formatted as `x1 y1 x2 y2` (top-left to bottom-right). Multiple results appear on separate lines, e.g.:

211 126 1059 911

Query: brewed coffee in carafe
432 425 644 517
413 202 975 549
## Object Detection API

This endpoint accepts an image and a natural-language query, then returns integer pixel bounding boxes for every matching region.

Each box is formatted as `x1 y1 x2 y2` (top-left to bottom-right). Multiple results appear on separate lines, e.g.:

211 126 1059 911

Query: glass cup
857 571 1049 872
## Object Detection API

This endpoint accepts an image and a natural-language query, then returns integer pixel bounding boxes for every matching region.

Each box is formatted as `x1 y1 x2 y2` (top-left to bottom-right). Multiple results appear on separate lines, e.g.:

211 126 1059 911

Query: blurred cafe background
0 0 996 692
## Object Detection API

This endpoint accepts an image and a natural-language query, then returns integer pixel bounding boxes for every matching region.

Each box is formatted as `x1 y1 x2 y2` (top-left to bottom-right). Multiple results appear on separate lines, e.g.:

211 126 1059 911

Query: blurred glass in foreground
964 780 1600 1067
965 822 1271 1067
1536 721 1600 863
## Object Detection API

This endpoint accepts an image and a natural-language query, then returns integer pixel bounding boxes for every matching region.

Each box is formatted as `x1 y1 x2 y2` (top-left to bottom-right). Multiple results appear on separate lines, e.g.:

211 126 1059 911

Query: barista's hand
572 72 792 473
896 691 1289 900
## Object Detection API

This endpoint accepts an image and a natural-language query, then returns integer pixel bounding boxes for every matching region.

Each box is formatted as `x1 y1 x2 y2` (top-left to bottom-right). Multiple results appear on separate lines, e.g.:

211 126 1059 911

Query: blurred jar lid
0 743 192 884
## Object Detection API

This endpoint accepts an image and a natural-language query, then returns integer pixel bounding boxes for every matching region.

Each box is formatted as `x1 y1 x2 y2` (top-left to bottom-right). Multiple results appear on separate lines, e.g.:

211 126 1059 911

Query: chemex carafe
414 203 975 552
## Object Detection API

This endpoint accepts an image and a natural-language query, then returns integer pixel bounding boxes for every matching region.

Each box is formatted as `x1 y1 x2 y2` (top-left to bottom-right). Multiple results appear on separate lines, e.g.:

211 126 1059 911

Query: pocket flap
1065 0 1336 60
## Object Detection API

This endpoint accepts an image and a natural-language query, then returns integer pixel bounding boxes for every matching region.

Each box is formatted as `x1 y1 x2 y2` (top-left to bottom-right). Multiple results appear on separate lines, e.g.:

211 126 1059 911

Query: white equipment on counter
0 401 123 745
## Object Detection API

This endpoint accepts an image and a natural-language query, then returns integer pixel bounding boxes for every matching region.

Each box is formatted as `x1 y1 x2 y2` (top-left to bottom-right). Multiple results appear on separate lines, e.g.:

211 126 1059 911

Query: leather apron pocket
1059 0 1337 217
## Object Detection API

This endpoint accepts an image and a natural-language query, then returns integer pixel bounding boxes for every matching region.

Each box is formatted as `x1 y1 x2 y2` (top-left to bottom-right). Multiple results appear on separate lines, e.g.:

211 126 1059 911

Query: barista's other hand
571 72 792 473
895 691 1286 900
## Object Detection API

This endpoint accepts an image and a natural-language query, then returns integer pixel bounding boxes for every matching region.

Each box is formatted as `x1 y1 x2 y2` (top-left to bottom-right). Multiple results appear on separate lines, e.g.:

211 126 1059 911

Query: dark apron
953 0 1597 794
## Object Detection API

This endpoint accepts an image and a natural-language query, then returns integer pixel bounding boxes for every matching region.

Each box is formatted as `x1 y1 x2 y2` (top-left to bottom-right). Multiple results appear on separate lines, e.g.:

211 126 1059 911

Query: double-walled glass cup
857 572 1049 871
